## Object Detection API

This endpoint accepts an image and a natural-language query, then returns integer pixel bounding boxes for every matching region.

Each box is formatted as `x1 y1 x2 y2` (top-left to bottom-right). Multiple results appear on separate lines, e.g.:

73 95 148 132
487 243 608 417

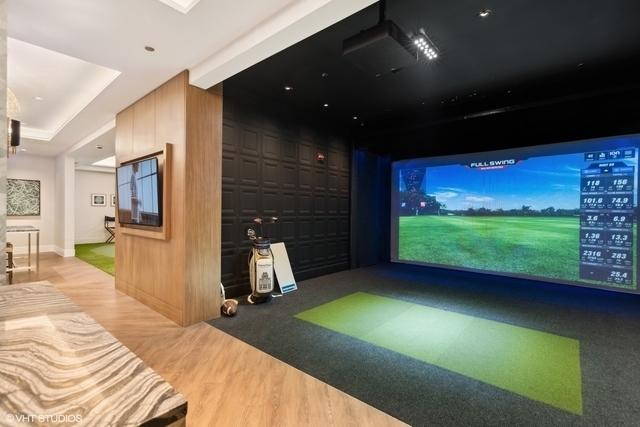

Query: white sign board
271 242 297 294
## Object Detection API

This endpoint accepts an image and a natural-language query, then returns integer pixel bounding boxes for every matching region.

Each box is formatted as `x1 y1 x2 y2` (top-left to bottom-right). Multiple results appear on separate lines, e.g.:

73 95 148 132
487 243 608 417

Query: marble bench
0 281 187 426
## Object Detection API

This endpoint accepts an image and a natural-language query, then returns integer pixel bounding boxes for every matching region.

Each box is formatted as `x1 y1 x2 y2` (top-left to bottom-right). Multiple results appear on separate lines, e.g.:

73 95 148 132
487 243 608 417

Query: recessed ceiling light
144 46 155 52
352 116 358 120
284 85 293 91
321 72 329 78
96 145 103 149
34 96 43 101
323 103 329 108
478 9 492 18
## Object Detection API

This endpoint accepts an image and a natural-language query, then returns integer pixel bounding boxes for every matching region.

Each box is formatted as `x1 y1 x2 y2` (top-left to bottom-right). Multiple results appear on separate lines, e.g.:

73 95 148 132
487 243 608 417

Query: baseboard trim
116 278 183 326
54 246 76 257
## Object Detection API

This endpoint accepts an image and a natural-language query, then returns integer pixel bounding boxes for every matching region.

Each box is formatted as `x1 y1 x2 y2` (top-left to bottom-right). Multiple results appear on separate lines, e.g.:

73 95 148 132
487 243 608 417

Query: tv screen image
116 157 162 227
391 135 640 293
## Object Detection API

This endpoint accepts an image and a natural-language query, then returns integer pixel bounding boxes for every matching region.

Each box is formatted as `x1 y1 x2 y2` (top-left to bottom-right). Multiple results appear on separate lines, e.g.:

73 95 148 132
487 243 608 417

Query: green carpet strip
295 292 582 414
75 243 115 276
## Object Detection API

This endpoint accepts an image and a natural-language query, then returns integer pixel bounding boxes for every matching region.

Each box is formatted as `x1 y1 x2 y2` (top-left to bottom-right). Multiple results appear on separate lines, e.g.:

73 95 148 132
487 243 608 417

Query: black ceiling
227 0 640 133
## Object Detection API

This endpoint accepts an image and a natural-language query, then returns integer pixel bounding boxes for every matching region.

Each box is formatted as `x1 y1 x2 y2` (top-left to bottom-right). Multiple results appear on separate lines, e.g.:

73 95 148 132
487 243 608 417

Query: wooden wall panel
115 106 134 289
132 92 156 152
115 71 221 326
152 75 186 308
183 84 222 325
115 106 134 159
155 75 186 146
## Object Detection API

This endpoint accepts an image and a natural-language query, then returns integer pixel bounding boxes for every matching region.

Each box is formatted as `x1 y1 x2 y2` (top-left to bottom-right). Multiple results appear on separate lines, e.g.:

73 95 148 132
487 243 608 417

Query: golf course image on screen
391 136 640 293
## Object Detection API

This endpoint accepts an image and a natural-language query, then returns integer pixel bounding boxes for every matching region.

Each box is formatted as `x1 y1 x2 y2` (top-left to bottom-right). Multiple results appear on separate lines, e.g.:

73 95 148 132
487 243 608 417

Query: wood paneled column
115 71 222 326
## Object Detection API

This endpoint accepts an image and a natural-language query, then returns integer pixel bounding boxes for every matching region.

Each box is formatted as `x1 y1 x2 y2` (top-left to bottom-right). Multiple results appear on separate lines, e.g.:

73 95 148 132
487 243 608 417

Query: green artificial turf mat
296 292 582 414
75 243 115 276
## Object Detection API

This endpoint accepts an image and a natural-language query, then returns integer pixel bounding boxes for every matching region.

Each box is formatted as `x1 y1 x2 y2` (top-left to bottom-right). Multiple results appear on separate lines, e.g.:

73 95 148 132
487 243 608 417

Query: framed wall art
7 179 41 216
92 193 107 207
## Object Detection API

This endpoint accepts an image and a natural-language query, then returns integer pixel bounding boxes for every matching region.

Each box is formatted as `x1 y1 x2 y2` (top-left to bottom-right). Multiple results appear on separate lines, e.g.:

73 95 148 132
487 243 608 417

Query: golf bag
247 217 278 304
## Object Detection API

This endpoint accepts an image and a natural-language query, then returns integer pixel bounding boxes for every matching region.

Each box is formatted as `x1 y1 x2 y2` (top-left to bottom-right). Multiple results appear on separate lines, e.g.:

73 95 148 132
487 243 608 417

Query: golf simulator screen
391 135 640 293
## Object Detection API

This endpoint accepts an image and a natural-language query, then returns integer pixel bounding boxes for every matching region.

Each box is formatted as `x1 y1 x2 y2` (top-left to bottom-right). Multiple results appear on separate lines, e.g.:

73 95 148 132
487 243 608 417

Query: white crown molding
31 72 119 143
8 37 121 143
45 71 120 143
156 0 201 14
21 126 53 141
66 119 116 155
75 165 115 174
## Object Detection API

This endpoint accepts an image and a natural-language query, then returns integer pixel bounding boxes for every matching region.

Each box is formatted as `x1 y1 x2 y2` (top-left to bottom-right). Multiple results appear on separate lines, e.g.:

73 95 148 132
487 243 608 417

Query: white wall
7 154 56 254
55 155 75 256
7 153 113 255
74 169 115 244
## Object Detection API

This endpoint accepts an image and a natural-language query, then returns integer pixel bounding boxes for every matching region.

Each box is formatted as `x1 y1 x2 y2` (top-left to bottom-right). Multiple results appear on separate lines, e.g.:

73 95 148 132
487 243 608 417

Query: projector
343 19 418 76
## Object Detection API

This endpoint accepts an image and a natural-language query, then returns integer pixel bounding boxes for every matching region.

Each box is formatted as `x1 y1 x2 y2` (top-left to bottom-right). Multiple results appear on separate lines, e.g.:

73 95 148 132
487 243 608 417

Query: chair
104 216 116 243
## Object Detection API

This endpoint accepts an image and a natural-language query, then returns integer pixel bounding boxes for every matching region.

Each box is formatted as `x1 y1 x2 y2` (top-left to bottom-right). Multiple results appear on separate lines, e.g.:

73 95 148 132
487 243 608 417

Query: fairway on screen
390 135 640 293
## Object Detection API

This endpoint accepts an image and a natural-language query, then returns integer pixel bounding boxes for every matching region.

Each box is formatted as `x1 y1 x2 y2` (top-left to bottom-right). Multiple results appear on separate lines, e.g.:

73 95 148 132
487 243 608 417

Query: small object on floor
247 293 271 304
220 282 226 301
221 299 238 317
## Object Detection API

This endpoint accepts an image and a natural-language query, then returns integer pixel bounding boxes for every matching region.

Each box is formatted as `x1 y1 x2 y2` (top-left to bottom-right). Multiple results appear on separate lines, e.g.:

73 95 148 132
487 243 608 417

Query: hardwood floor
11 253 405 427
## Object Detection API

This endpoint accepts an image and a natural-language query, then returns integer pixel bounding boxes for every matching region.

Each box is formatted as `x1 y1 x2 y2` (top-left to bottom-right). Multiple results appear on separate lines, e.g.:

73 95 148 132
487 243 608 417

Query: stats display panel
390 135 640 293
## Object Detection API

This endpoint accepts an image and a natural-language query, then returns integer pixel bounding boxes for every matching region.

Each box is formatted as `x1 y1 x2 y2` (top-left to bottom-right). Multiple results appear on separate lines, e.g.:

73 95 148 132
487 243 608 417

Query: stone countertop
0 282 187 426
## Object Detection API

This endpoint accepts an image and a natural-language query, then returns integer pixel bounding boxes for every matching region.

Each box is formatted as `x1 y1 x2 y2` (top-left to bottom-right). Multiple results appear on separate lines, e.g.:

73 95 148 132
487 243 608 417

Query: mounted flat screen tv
391 134 640 294
116 157 162 227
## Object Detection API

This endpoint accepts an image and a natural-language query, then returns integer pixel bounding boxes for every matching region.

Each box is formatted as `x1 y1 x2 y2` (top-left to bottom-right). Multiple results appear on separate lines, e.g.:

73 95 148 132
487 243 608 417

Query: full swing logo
467 158 518 171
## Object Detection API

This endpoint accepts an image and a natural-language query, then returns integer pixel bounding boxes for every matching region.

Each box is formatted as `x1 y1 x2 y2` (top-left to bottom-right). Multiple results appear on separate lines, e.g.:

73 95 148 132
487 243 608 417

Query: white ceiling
189 0 378 89
70 127 116 168
7 37 120 141
7 0 375 158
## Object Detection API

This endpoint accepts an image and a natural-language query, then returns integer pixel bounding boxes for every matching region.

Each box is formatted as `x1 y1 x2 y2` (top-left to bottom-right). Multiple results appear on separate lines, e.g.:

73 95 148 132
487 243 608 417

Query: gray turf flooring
209 263 640 426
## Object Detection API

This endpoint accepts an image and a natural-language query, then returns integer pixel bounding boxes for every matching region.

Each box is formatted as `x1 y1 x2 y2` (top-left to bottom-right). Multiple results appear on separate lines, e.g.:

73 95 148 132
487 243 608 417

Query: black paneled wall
221 95 351 296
